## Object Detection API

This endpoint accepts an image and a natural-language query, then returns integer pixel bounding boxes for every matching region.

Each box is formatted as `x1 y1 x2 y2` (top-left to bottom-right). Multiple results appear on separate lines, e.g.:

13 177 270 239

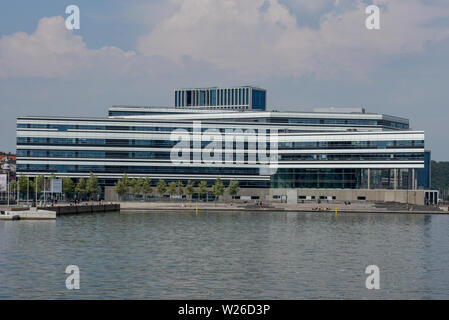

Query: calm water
1 210 449 299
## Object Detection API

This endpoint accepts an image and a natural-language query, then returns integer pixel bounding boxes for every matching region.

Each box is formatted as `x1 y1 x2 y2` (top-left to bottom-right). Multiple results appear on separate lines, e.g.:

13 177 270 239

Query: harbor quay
0 203 120 220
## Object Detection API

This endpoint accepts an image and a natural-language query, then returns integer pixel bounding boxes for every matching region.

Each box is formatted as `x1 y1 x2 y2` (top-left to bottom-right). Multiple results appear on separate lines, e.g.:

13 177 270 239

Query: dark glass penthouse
174 86 266 110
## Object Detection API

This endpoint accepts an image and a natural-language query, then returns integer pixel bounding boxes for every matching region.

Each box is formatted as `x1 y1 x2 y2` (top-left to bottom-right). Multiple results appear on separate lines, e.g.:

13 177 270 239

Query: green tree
167 181 177 197
9 180 17 193
62 177 75 198
34 175 44 194
122 174 130 188
185 180 195 200
131 178 143 196
157 179 167 198
18 176 36 197
142 177 153 200
198 180 208 201
17 176 27 192
212 177 225 202
18 176 29 196
177 180 184 199
75 178 86 198
113 178 128 200
86 172 99 198
128 178 137 189
227 180 240 198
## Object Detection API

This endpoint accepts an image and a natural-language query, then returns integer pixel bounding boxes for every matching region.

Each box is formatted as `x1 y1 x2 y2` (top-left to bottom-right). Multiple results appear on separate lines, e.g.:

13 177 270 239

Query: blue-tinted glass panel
252 90 266 110
211 90 216 106
30 150 47 157
200 91 205 106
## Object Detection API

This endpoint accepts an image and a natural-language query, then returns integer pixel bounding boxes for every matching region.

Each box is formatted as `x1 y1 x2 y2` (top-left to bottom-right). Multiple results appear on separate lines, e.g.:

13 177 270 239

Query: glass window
211 90 217 106
29 150 47 157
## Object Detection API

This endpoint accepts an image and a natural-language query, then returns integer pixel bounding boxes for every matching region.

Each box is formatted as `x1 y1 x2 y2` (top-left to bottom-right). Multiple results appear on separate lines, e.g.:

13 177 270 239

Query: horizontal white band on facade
16 172 271 180
16 130 424 142
274 164 424 169
17 127 388 134
18 157 425 164
17 159 424 168
17 116 381 129
18 110 404 121
16 145 425 154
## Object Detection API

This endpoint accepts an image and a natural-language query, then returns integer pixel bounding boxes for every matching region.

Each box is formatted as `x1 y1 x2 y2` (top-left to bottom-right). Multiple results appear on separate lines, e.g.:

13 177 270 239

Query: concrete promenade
1 201 446 218
120 201 448 214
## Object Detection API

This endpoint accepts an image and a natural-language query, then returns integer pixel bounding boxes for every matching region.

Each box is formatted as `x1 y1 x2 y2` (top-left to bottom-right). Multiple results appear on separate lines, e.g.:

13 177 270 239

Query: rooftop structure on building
174 86 266 110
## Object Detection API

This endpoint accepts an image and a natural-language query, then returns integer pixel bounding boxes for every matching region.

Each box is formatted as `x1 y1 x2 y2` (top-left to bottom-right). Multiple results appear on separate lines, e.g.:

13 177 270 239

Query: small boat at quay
0 208 56 220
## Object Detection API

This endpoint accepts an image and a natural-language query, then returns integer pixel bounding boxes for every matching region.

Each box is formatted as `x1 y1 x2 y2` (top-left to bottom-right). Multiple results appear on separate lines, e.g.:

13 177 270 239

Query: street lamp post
17 175 19 207
35 176 38 206
7 171 9 207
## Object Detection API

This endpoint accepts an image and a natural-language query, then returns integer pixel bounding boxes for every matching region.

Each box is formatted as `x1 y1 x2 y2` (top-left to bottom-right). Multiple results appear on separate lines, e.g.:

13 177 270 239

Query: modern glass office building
16 86 436 204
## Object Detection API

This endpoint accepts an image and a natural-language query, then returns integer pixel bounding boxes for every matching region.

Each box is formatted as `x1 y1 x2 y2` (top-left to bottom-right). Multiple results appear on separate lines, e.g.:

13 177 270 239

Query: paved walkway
119 201 447 214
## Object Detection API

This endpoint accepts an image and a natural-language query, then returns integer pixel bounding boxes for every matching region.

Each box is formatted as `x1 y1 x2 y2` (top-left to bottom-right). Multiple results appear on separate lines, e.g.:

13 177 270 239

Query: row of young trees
10 172 99 200
113 175 240 201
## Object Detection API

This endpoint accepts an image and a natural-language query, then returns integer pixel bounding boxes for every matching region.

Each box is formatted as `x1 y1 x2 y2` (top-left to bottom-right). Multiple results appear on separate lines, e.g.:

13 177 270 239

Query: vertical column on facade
230 88 232 106
412 168 416 190
236 88 239 106
248 88 252 109
415 169 418 189
243 88 246 107
394 169 397 190
367 168 371 189
235 88 238 106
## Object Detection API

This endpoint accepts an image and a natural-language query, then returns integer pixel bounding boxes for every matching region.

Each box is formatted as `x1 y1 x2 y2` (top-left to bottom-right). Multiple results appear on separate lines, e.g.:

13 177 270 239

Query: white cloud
137 0 449 78
0 1 447 80
0 16 137 79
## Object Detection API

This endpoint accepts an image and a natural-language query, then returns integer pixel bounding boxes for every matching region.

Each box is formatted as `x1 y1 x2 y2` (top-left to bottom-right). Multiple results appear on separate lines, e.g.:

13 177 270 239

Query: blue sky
1 0 449 160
